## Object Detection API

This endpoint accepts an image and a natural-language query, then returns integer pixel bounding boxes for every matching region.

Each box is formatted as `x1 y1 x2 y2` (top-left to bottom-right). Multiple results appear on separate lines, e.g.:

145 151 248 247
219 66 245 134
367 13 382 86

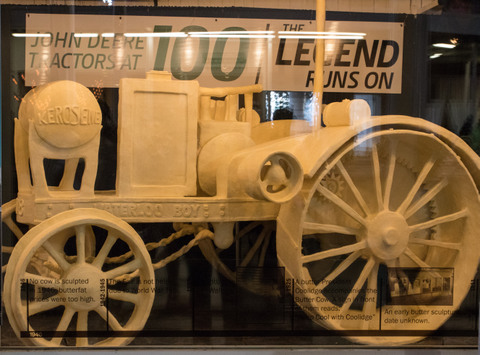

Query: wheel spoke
108 290 140 304
2 200 25 239
258 229 272 267
24 272 61 290
236 222 261 241
371 144 383 211
42 240 71 272
85 225 96 258
404 179 448 219
51 306 76 346
240 227 268 267
28 297 63 316
409 237 461 250
5 216 24 239
92 232 118 269
76 311 89 347
409 209 468 233
336 160 371 216
403 247 431 268
316 184 367 226
385 258 399 269
303 222 359 236
397 157 436 214
403 248 445 281
96 306 124 331
302 240 366 264
316 250 362 291
2 246 14 253
383 143 397 210
105 258 142 280
362 261 379 330
340 257 376 315
75 225 86 264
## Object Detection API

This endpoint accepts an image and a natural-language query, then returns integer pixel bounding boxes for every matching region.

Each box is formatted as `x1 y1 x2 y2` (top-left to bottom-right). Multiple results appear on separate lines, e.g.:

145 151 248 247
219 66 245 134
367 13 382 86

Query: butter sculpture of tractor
3 3 480 348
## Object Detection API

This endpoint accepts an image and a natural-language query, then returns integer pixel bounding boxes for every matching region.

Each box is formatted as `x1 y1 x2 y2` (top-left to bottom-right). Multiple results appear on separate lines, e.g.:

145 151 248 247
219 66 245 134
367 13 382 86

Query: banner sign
25 14 403 93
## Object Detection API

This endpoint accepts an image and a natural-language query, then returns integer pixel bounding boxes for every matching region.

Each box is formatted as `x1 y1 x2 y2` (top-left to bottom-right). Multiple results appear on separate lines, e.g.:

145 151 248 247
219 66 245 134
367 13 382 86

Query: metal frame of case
2 0 480 349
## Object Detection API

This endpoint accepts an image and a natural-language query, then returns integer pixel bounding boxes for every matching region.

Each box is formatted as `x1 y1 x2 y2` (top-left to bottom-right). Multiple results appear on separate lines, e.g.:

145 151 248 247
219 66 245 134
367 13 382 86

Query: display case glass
1 0 479 349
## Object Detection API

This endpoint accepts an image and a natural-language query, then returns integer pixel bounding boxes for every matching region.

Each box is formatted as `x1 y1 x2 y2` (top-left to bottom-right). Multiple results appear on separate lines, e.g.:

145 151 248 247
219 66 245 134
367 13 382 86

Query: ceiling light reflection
433 43 456 49
278 31 365 40
73 33 99 38
124 32 188 37
279 31 366 36
189 31 275 39
279 35 364 39
12 33 51 38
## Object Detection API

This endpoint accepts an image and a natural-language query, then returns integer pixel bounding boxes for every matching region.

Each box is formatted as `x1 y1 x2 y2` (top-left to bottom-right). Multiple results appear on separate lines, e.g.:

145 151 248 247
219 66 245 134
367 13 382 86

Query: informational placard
24 14 403 93
10 265 479 345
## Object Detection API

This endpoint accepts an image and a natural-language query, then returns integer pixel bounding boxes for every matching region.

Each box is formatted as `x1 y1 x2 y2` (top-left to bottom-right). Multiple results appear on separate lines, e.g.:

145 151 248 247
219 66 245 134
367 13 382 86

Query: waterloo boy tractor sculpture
3 0 480 348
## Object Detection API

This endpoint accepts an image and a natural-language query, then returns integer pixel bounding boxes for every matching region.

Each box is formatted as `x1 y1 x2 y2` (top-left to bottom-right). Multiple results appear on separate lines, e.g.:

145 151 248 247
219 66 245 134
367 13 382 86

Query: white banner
25 14 403 93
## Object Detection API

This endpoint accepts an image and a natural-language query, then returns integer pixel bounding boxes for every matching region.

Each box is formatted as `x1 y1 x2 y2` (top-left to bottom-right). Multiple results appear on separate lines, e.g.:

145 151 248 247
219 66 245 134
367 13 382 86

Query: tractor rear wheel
277 129 480 345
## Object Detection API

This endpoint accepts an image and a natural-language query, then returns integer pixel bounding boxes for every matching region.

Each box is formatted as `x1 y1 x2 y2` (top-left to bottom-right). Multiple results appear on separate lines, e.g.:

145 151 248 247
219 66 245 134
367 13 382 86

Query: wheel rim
2 199 95 277
278 130 480 345
2 199 27 276
4 209 154 347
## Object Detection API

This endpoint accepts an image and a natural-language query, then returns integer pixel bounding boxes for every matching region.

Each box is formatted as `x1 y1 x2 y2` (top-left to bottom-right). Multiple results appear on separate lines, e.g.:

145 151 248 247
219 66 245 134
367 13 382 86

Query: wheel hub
366 211 410 260
59 263 104 311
